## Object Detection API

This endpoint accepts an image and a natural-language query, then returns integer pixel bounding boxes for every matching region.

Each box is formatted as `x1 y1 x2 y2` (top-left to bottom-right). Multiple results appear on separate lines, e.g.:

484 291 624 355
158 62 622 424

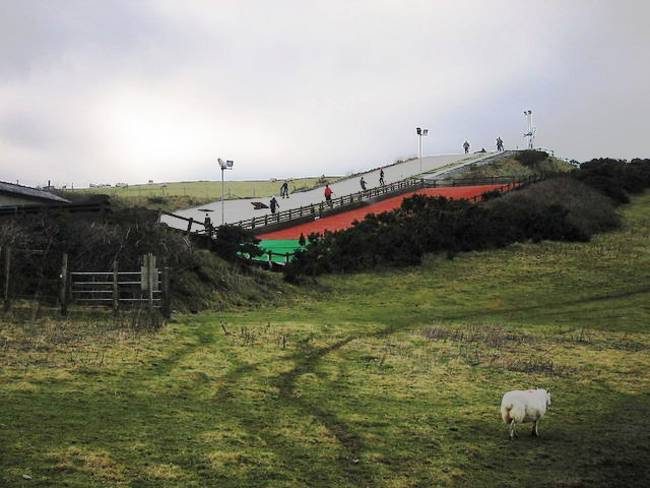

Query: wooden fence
1 248 170 317
65 254 170 317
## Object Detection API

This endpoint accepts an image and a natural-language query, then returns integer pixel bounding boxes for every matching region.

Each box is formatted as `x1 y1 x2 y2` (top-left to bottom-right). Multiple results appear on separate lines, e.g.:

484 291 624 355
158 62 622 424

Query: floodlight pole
416 127 429 173
523 110 535 149
218 158 234 225
221 166 225 225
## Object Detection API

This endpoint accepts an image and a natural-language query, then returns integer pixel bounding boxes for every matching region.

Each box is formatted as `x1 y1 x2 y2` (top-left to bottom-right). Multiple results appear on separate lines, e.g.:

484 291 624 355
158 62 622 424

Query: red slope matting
258 184 505 240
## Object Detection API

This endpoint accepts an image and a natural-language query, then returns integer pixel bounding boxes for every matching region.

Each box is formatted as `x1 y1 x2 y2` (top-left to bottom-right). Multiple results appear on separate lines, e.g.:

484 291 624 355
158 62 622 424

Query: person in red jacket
324 184 333 207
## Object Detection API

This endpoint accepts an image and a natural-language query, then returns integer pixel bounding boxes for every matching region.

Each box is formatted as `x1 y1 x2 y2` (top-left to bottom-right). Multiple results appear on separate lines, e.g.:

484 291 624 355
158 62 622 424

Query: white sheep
500 388 552 440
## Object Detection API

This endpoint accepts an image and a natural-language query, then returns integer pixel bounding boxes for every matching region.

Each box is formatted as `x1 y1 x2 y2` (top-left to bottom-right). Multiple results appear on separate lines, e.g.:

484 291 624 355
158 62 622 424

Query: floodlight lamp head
416 127 422 135
218 158 233 170
423 129 429 136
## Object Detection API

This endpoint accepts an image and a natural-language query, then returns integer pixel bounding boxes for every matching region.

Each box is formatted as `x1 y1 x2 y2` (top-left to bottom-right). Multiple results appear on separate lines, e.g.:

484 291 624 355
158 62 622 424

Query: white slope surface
161 152 496 229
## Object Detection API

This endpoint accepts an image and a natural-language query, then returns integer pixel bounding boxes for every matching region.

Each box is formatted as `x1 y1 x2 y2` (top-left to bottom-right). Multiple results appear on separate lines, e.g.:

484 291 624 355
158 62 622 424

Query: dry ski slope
160 152 496 229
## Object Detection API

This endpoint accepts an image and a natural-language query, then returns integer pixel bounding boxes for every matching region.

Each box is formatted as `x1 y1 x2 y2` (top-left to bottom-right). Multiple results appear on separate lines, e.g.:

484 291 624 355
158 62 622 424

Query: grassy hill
65 176 341 212
455 152 574 180
1 193 649 487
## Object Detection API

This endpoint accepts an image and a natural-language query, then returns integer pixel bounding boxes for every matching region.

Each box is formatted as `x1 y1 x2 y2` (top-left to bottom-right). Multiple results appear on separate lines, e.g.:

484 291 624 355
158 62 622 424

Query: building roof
0 180 70 204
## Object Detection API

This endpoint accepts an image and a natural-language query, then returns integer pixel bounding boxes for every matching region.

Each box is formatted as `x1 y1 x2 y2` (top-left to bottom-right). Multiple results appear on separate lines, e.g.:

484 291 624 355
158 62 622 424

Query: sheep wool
500 388 552 440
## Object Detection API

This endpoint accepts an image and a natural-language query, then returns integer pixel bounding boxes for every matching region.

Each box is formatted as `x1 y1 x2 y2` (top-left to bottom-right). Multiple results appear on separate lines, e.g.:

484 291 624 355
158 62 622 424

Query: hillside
65 177 341 212
1 192 648 487
452 151 574 179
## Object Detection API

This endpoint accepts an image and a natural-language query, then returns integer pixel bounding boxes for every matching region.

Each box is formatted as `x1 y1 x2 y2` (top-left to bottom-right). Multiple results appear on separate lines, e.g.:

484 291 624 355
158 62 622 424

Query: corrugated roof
0 181 70 204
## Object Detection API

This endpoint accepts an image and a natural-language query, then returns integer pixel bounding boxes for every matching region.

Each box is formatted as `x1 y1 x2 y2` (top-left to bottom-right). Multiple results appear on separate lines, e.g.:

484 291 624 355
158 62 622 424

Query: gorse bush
573 158 650 204
514 150 549 167
490 178 620 239
285 159 649 279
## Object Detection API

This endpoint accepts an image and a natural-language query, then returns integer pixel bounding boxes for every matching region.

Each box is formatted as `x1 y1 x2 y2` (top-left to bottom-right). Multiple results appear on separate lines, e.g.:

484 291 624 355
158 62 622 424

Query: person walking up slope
270 196 279 214
279 181 289 198
496 137 504 152
324 184 334 207
463 140 470 154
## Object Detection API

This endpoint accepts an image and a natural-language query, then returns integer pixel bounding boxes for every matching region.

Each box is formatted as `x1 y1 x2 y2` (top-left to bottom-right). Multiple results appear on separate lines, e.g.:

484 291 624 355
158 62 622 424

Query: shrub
491 178 620 238
210 224 262 263
514 150 549 167
481 189 503 201
574 158 650 204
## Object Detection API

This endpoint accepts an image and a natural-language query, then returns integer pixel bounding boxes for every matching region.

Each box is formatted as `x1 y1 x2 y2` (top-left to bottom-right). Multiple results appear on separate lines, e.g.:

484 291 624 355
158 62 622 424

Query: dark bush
574 158 650 204
515 150 549 167
481 189 503 201
491 178 620 238
211 224 262 263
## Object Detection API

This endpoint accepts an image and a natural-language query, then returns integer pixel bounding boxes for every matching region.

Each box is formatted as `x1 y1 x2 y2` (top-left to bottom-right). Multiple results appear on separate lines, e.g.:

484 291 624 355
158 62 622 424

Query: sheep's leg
509 420 517 440
531 420 538 437
534 420 540 437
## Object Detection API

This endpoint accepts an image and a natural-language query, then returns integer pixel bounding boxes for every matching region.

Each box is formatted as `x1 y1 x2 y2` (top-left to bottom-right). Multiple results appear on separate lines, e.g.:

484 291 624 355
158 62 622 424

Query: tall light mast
217 157 234 225
523 110 536 149
416 127 429 173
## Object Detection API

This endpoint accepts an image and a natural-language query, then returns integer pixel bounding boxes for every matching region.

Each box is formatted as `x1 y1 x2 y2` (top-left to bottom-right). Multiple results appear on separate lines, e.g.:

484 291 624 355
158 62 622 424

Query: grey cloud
1 0 649 187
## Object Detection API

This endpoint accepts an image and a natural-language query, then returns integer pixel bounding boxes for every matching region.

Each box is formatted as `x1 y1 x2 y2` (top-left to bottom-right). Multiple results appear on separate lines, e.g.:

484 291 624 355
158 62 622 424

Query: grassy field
65 177 340 212
1 193 649 487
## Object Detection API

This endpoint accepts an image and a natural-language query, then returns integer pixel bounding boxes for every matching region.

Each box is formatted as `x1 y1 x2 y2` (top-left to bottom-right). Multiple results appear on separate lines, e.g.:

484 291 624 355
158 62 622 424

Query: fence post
3 246 11 313
186 217 194 235
148 254 156 312
161 266 171 319
112 260 119 314
60 253 68 316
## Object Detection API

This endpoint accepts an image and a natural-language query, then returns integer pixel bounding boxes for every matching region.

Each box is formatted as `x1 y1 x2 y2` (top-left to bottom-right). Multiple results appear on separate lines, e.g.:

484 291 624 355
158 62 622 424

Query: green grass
65 177 341 212
456 156 574 180
1 194 649 487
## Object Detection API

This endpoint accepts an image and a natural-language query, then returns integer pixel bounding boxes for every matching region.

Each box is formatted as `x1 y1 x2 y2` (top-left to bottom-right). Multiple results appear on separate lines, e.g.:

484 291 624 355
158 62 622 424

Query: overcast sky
1 1 648 187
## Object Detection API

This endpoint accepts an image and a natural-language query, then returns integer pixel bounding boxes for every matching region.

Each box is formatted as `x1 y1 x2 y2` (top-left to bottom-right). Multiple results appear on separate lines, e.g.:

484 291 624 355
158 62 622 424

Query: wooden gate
65 254 170 317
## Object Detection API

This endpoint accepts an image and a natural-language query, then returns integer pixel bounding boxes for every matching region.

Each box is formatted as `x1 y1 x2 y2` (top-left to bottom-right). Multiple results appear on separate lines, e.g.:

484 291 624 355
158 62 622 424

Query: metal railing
236 177 426 231
161 174 543 237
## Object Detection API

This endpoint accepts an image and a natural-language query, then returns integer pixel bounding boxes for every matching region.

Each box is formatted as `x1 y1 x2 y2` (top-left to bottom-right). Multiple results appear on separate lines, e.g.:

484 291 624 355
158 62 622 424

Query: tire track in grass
210 323 418 485
212 338 363 485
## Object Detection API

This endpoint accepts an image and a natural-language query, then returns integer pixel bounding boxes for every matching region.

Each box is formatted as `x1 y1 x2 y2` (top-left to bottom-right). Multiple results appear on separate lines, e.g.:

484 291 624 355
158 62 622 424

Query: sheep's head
546 390 552 408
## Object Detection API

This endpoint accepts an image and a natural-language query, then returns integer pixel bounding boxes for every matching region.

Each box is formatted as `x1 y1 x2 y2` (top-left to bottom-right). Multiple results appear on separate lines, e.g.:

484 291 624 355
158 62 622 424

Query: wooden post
161 266 171 319
148 254 156 312
3 246 11 313
112 260 119 314
60 253 68 316
186 217 194 235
